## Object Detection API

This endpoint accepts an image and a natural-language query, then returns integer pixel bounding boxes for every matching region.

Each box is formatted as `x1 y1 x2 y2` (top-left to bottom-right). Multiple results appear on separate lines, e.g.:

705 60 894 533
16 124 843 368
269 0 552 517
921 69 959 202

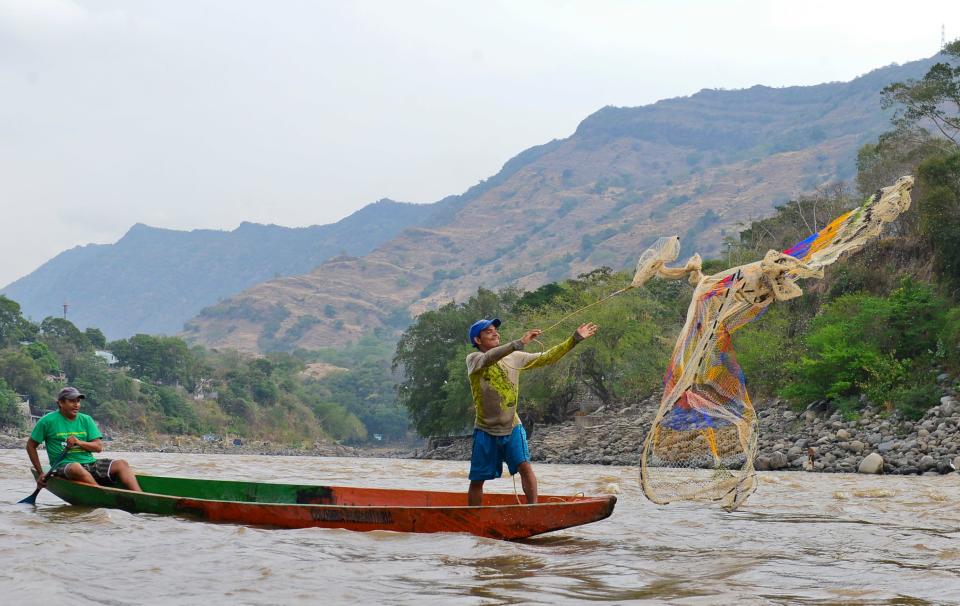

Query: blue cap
468 318 501 348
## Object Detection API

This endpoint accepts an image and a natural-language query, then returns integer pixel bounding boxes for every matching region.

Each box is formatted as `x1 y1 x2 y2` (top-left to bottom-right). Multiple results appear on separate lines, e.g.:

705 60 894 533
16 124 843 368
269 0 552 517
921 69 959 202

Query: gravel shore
417 379 960 476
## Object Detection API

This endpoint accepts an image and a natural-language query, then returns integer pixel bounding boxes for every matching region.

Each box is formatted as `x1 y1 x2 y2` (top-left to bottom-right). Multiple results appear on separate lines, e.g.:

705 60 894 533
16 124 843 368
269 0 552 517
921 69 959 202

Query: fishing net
639 176 914 511
631 236 704 288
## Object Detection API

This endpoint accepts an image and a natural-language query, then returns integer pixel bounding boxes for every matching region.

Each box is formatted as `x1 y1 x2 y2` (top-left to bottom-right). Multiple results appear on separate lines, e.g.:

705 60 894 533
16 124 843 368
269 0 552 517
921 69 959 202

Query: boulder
768 451 789 470
847 440 865 453
836 428 851 440
858 453 884 474
877 440 896 452
918 455 937 471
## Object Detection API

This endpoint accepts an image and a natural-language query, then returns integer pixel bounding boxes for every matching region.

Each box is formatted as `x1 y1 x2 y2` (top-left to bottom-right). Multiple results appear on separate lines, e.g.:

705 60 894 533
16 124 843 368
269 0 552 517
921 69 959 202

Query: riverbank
418 388 960 475
3 383 958 474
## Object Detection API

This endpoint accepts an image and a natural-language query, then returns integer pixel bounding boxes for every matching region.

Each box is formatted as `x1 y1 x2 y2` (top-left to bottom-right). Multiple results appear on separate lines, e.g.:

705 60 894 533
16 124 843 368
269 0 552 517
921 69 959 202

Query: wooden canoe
37 473 616 540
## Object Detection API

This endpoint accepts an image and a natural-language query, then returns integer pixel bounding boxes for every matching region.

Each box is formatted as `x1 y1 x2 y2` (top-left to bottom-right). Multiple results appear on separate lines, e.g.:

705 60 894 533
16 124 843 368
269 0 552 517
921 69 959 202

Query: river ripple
1 449 958 605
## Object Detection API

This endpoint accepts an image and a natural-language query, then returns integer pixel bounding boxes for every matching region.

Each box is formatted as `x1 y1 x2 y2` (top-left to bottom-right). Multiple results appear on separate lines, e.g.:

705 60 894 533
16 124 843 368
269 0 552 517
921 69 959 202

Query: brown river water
1 448 958 605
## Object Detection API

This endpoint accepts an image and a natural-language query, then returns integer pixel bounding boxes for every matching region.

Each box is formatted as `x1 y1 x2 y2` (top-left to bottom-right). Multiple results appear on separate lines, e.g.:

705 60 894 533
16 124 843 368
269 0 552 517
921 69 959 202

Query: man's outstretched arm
512 323 598 370
468 329 544 372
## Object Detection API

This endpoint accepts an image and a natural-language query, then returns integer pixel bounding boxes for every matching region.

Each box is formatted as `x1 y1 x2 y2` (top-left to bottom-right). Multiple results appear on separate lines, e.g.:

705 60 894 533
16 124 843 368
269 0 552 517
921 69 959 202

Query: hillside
1 199 436 339
183 56 941 353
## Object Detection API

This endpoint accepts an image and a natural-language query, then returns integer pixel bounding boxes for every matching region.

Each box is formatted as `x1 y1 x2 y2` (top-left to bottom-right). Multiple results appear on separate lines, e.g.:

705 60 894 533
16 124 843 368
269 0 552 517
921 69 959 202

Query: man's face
58 397 82 420
475 325 500 351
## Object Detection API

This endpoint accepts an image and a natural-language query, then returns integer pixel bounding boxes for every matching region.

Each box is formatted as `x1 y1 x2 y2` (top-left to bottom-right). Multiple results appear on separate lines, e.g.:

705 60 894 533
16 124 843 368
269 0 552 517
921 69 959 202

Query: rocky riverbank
4 376 958 475
417 385 960 476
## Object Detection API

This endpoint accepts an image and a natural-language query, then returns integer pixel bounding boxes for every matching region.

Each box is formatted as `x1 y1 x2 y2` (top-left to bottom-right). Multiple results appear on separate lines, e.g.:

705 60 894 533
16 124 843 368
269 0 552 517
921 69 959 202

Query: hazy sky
1 0 956 287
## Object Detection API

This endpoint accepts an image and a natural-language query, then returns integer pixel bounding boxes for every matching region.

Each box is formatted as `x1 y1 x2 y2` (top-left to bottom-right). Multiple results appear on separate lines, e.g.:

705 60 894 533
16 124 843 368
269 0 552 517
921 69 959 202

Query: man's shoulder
465 350 482 369
30 411 60 439
35 411 57 426
31 412 51 432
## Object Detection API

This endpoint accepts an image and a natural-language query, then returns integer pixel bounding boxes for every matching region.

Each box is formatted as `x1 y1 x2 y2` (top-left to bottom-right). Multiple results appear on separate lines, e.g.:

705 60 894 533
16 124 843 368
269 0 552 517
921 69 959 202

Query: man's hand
65 435 79 448
520 329 543 345
36 473 48 489
576 322 598 340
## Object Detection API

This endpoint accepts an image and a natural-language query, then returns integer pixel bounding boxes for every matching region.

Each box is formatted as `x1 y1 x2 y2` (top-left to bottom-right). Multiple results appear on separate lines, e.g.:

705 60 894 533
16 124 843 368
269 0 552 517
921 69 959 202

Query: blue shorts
469 425 530 481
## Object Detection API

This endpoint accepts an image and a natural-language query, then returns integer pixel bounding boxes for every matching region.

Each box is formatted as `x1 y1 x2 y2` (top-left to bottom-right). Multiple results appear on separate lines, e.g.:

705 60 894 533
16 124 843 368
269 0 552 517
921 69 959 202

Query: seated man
26 386 142 492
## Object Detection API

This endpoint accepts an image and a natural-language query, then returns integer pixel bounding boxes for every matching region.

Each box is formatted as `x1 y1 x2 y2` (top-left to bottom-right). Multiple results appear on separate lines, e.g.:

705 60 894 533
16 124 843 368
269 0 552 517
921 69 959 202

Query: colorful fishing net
639 176 914 511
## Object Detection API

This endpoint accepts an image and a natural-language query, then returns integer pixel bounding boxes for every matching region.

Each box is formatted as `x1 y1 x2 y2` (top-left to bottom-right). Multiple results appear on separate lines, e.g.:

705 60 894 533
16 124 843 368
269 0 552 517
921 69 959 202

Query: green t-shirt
30 411 102 468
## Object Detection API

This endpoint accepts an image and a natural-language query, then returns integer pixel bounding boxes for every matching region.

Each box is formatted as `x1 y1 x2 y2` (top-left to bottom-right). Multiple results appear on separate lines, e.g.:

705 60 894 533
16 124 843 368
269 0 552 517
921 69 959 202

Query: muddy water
1 449 958 605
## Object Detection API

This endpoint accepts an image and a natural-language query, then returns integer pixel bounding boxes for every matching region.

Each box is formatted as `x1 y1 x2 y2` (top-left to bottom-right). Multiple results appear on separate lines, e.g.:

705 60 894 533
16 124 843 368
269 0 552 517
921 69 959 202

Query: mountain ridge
182 55 942 352
2 198 438 338
4 54 942 349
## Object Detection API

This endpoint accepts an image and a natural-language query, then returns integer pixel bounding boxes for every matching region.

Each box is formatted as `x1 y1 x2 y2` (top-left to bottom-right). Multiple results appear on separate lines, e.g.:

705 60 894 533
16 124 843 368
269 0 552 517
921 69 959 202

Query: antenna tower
943 24 947 50
62 300 68 320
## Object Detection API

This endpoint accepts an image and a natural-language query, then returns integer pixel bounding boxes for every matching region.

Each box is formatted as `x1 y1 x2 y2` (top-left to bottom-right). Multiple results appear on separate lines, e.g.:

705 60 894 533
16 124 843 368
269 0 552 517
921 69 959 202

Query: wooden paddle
19 445 69 505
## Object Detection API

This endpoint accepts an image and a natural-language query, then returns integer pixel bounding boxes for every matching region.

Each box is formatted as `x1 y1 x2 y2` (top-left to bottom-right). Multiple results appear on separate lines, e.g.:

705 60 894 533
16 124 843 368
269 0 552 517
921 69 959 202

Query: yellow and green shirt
465 333 582 436
30 411 102 467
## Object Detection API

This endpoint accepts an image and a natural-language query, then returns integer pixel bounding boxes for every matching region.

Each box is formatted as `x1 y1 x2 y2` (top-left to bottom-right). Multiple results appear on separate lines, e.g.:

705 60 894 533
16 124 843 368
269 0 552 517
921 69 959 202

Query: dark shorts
52 459 117 485
469 425 530 481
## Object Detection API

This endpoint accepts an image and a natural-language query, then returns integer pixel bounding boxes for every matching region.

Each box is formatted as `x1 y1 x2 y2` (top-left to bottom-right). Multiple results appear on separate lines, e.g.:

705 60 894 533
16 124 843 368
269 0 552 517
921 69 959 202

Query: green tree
916 152 960 286
21 341 60 375
0 378 24 428
856 130 946 198
85 327 107 349
109 334 200 387
0 296 38 347
39 317 91 354
0 350 48 405
881 40 960 148
782 280 947 418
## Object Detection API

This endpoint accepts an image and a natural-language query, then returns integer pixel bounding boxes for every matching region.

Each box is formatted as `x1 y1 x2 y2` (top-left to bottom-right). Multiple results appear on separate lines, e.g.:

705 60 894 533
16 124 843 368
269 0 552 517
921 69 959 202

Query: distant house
94 350 119 365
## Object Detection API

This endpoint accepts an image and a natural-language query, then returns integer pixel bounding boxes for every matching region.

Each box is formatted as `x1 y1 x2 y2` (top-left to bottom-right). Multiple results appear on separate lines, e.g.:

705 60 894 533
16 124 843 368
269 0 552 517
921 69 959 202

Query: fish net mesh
639 176 914 511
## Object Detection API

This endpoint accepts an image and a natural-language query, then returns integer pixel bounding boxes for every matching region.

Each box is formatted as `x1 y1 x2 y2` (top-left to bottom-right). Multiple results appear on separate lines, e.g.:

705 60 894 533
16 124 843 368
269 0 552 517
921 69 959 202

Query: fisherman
465 318 597 505
26 387 142 492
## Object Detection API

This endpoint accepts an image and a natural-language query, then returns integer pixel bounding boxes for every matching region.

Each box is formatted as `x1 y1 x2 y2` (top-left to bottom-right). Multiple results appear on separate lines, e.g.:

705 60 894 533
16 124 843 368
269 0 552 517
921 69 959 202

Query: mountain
1 199 437 339
182 55 942 353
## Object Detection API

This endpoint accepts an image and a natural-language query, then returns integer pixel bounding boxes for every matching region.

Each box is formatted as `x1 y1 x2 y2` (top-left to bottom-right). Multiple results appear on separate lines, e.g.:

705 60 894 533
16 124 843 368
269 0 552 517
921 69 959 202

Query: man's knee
112 459 131 472
64 463 94 482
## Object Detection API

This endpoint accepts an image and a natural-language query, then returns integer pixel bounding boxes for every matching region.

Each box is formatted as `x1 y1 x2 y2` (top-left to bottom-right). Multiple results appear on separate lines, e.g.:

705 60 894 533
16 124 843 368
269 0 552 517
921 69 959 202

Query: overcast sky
1 0 956 287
